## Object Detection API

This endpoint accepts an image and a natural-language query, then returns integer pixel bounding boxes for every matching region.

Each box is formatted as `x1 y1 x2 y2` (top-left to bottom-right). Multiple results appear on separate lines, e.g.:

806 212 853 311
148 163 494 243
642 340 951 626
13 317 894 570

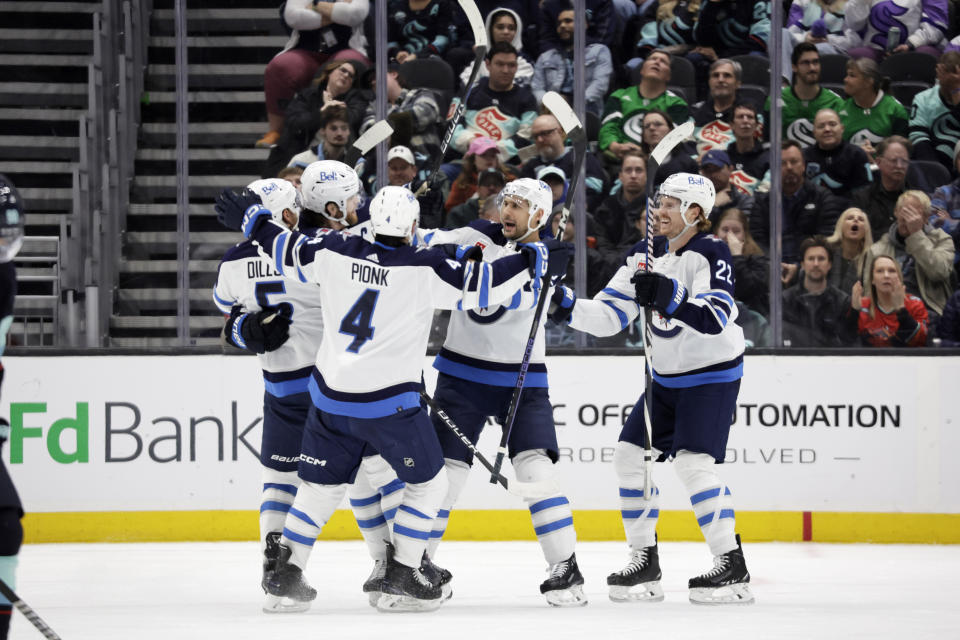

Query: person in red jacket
847 254 929 347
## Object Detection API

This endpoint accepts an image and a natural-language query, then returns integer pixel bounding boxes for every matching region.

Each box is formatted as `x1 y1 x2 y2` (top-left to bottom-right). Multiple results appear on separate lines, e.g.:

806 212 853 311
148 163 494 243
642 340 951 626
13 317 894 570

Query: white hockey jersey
248 220 534 418
213 239 325 396
568 234 745 387
422 220 555 388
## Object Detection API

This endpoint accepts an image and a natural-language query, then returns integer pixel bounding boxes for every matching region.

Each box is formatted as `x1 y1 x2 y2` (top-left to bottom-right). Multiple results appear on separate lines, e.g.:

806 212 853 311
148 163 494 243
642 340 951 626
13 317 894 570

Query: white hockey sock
392 469 447 568
515 450 576 565
259 468 300 551
426 458 470 558
280 481 347 569
674 450 737 556
360 454 405 530
613 441 660 549
347 470 389 561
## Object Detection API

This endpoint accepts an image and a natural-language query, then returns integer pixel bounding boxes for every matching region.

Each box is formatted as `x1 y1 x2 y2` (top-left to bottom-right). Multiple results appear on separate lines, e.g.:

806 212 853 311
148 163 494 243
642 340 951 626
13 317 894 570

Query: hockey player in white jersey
213 174 403 611
419 178 587 607
215 180 547 612
549 173 754 605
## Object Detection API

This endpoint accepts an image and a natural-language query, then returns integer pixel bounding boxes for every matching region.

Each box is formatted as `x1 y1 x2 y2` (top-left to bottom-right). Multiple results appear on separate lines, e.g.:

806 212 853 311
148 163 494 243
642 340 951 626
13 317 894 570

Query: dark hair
319 104 349 129
277 166 303 179
940 50 960 70
800 235 832 262
621 149 647 164
876 135 912 158
640 108 675 153
791 42 819 67
485 41 518 61
782 139 804 153
733 100 759 119
316 59 357 92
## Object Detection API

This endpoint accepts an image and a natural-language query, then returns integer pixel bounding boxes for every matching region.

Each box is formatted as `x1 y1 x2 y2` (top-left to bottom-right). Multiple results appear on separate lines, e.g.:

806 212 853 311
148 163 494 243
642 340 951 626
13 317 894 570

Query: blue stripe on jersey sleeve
479 263 490 308
274 232 286 275
212 288 234 312
601 287 635 302
601 300 630 330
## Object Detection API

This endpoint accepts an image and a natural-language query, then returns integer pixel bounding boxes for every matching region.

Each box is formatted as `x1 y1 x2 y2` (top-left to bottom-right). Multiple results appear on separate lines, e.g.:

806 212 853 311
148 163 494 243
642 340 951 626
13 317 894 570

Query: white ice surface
13 541 959 640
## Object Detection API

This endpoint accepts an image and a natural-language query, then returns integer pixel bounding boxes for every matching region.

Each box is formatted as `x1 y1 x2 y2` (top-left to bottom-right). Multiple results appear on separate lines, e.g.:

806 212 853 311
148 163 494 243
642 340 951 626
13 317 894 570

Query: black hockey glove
224 305 292 354
215 188 266 236
631 271 688 317
548 284 576 325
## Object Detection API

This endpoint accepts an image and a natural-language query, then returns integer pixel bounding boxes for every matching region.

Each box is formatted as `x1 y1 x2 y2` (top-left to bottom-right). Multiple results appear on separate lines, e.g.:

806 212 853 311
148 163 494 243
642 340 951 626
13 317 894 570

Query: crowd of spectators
255 0 960 348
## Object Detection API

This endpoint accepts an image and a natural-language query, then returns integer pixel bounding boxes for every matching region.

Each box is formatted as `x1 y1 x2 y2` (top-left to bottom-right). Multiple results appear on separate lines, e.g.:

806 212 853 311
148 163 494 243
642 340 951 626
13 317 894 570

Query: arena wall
5 355 957 544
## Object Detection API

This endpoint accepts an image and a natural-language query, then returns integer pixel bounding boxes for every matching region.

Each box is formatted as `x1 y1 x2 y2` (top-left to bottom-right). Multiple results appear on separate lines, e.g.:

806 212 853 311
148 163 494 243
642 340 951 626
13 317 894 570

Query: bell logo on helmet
318 171 338 181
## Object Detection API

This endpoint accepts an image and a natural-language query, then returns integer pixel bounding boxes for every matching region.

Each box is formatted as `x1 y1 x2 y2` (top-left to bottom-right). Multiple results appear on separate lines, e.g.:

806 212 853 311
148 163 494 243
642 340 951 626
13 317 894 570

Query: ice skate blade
689 583 755 605
262 594 312 613
441 582 453 601
365 590 380 607
544 584 588 607
376 592 444 613
609 581 665 603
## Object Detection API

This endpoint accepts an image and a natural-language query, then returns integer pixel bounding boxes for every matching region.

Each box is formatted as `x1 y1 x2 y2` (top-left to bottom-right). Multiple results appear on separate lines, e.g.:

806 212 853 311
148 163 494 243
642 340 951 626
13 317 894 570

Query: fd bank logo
9 402 88 463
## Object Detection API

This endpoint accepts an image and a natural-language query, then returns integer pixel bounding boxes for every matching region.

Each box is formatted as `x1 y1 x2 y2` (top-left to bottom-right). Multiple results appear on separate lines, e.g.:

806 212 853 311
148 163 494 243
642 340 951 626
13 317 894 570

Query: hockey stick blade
0 579 62 640
540 92 580 140
353 120 394 156
458 0 488 48
650 120 693 167
421 392 558 499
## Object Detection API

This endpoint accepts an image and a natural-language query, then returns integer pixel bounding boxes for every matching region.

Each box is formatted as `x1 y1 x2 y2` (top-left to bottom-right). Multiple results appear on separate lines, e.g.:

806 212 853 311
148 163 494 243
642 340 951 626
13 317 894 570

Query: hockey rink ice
13 540 957 639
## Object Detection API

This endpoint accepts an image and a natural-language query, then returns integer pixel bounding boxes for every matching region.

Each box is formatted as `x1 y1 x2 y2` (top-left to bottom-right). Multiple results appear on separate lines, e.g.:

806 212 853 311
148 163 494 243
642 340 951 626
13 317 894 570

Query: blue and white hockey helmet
246 178 301 229
0 174 24 263
369 185 420 243
300 160 360 224
497 177 553 232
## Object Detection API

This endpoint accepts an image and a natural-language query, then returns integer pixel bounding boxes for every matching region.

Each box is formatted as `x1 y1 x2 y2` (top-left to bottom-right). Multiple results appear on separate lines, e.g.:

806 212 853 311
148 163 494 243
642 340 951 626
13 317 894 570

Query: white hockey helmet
300 160 360 223
497 177 554 233
369 185 420 243
656 172 716 218
246 178 301 228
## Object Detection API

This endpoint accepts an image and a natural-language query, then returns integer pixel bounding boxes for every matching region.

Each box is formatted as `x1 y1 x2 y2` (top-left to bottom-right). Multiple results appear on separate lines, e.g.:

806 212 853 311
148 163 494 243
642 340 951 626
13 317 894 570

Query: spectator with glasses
850 136 914 239
520 113 609 209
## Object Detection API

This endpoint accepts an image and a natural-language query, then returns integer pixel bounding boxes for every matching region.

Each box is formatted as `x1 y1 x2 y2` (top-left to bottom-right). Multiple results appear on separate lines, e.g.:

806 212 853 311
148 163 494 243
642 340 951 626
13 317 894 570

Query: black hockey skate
421 551 453 601
688 534 755 605
607 544 664 603
263 544 317 613
540 553 588 607
362 558 387 607
261 532 281 593
377 543 444 613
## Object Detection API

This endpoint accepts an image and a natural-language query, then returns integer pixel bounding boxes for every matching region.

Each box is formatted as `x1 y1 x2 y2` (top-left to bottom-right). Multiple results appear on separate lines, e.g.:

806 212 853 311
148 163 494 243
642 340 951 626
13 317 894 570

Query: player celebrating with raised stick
549 172 754 605
420 178 585 607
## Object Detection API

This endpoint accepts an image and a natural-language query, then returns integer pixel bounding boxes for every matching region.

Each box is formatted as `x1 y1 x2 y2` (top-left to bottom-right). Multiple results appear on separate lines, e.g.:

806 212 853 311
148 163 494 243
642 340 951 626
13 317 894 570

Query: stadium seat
879 52 937 85
399 57 456 114
908 160 952 192
819 54 850 86
585 110 601 143
891 82 931 107
731 55 770 87
737 85 767 109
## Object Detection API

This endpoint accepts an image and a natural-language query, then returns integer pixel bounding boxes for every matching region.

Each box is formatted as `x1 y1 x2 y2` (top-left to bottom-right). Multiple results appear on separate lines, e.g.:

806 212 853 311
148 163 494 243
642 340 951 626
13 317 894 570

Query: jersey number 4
339 288 379 353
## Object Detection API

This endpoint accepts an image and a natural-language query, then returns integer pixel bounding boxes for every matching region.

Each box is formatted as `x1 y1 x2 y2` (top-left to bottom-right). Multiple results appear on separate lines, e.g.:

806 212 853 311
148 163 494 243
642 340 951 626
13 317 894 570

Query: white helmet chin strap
667 206 701 244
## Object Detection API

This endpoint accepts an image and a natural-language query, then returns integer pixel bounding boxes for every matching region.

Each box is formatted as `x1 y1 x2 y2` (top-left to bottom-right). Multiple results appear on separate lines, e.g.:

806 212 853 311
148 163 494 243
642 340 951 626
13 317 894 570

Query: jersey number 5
339 288 379 353
255 281 295 318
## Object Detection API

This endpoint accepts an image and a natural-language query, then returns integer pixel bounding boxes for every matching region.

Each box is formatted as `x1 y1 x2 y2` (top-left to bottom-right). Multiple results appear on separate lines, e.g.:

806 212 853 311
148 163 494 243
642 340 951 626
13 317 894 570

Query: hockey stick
0 579 62 640
639 120 694 500
420 391 560 499
415 0 487 196
488 92 586 483
354 119 394 156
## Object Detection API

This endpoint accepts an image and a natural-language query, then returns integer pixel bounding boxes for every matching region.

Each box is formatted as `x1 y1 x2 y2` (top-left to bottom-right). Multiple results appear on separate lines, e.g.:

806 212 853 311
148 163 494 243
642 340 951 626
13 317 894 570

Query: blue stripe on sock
429 529 445 538
690 487 721 505
380 478 405 497
356 515 387 529
393 524 430 540
533 517 574 536
282 527 317 547
263 483 298 496
259 500 292 514
697 512 715 527
648 509 659 518
437 509 450 519
529 496 569 514
398 504 432 520
621 509 647 519
383 507 397 521
725 487 731 495
619 487 645 498
289 507 318 528
350 494 381 508
718 508 735 520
